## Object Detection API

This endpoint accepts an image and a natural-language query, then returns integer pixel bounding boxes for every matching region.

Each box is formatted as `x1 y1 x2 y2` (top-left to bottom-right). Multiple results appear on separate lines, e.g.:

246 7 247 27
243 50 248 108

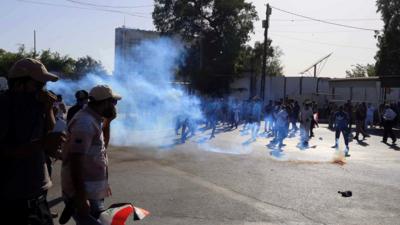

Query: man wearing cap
0 58 66 225
61 85 121 224
67 90 89 123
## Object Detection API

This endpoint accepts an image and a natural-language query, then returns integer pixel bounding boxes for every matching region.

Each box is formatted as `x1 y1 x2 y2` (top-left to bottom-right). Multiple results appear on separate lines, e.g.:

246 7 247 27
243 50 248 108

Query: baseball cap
89 85 122 101
8 58 58 82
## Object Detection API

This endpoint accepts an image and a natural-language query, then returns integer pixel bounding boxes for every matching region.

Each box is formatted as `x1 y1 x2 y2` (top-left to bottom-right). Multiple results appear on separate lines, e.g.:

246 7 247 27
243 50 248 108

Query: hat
8 58 58 82
89 85 122 101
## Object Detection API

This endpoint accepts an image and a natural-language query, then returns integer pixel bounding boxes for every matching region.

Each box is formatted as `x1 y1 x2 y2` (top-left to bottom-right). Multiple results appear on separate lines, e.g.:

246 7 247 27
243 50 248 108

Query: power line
274 18 380 22
271 30 373 34
271 33 376 50
17 0 151 18
270 5 380 32
65 0 154 9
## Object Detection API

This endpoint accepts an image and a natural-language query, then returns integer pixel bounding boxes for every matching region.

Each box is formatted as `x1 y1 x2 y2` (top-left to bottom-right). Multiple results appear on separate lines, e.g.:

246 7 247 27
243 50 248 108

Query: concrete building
114 27 159 75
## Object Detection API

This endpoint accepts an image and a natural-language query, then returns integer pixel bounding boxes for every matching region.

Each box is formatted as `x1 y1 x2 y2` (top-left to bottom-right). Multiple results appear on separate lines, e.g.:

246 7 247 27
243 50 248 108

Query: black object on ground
338 191 352 197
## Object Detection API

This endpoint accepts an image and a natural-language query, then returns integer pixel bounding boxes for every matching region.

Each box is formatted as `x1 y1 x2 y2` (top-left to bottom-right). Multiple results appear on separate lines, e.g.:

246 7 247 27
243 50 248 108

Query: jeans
335 128 349 146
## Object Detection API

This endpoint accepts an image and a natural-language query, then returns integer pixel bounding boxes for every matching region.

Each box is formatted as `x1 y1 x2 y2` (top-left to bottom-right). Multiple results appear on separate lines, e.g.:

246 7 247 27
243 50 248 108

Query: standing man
61 85 121 224
365 103 375 130
332 106 351 157
354 103 368 141
299 101 313 149
382 104 397 145
250 96 262 141
0 58 66 225
66 90 89 123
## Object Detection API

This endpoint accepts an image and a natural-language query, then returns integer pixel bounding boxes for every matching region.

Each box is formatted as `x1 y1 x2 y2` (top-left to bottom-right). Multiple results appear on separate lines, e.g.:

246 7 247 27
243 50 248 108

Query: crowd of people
0 58 121 225
176 96 399 158
0 58 399 225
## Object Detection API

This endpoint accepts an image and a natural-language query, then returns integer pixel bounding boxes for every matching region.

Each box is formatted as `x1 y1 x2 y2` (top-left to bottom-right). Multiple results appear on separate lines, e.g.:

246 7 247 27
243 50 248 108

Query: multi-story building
114 27 159 75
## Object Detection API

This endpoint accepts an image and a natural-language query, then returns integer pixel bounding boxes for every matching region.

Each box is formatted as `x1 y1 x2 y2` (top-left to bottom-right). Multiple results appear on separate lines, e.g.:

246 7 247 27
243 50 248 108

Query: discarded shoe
338 191 352 197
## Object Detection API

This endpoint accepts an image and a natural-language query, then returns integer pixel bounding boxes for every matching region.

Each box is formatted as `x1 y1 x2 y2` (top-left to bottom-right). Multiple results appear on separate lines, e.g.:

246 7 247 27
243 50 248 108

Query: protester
365 103 376 130
381 104 397 145
0 58 66 225
274 104 289 149
61 85 121 224
249 96 262 141
299 101 313 148
290 101 300 132
231 99 241 129
264 100 274 133
354 103 369 141
66 90 89 123
332 106 351 157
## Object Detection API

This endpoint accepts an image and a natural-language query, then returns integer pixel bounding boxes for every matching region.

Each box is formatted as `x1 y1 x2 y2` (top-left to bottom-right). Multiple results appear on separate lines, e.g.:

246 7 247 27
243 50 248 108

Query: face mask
103 105 116 119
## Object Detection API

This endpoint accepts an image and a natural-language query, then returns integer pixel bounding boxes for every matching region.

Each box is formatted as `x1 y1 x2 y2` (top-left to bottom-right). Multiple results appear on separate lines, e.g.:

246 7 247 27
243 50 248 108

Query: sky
0 0 383 77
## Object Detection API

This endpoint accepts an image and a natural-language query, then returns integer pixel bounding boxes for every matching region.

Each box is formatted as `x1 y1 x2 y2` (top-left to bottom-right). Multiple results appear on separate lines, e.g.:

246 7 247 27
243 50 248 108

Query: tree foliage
375 0 400 76
346 64 376 78
0 46 107 80
153 0 258 94
235 40 284 77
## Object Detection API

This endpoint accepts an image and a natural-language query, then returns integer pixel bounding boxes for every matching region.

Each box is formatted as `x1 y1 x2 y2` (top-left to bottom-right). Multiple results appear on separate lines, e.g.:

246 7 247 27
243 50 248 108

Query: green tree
236 40 284 77
38 49 76 79
375 0 400 76
0 48 107 80
153 0 258 94
74 56 107 77
346 64 376 78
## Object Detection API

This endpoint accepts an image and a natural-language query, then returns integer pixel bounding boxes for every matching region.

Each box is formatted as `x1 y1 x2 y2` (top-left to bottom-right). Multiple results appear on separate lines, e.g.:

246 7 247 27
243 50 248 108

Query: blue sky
0 0 383 77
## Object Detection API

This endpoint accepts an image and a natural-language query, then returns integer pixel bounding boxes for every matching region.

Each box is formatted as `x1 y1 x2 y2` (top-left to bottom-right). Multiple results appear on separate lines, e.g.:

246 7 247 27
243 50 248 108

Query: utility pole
33 30 37 59
260 4 271 101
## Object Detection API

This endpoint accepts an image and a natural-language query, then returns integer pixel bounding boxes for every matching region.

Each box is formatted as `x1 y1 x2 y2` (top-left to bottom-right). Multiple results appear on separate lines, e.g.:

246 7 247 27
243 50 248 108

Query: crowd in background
176 96 399 156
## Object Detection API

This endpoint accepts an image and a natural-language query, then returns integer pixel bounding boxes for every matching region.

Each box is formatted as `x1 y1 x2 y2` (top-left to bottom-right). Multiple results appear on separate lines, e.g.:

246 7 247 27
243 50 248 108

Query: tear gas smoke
48 38 203 147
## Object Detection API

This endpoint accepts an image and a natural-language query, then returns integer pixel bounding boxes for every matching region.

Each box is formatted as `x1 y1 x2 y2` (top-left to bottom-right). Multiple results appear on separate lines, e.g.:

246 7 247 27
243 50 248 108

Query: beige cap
89 85 122 101
8 58 58 82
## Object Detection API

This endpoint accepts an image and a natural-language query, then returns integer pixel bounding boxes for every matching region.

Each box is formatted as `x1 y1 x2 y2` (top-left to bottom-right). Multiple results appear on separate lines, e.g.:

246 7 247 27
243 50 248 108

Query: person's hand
103 113 117 127
75 199 90 216
42 132 66 156
37 90 57 111
107 186 112 196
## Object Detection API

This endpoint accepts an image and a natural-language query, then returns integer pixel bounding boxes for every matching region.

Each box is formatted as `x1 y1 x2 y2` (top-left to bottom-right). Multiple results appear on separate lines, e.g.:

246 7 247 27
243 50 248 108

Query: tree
375 0 400 76
0 48 107 80
153 0 258 94
236 40 284 77
346 64 376 78
74 56 107 77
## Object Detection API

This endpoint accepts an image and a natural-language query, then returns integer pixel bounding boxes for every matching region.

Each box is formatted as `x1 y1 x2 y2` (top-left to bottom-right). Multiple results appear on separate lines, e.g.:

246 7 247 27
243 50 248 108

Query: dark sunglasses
109 98 118 105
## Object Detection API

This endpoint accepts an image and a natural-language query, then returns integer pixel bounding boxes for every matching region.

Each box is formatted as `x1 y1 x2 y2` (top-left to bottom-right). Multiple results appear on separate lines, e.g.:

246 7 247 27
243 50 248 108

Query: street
49 124 400 225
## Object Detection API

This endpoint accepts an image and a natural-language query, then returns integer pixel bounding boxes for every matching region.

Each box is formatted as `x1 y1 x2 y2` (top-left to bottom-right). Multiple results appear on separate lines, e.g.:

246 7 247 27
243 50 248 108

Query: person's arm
0 132 66 159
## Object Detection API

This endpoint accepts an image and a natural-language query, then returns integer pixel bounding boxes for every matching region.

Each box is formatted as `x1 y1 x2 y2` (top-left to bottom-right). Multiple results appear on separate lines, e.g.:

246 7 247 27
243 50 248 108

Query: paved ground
49 124 400 225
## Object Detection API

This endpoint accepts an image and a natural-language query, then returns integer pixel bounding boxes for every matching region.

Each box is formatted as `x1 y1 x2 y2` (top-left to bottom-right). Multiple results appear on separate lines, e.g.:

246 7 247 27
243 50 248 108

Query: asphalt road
49 124 400 225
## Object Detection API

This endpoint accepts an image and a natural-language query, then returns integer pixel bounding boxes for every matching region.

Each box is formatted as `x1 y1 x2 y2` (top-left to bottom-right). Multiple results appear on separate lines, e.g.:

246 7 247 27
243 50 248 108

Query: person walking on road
332 106 351 157
299 101 313 149
61 85 121 225
382 104 397 145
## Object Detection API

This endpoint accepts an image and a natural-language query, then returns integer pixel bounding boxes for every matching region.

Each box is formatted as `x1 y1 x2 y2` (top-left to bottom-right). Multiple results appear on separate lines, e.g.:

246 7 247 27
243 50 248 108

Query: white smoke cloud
48 37 203 147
